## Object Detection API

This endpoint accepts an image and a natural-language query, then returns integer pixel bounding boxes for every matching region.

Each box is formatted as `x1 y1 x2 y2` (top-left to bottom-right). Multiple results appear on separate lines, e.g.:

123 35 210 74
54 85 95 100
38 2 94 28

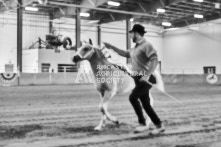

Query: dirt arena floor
0 84 221 147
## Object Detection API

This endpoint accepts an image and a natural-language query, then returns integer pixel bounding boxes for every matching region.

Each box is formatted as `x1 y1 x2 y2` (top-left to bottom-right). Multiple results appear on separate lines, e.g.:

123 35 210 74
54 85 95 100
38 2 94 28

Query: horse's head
72 39 95 63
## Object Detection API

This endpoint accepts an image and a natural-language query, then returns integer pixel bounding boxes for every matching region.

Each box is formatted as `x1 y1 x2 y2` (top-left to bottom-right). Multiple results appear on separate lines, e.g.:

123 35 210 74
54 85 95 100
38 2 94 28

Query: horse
72 40 165 131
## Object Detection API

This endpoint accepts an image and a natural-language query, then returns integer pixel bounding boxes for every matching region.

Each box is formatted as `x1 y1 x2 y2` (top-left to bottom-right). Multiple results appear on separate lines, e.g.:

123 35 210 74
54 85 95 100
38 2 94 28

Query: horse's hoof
94 126 102 131
110 116 118 123
115 120 120 125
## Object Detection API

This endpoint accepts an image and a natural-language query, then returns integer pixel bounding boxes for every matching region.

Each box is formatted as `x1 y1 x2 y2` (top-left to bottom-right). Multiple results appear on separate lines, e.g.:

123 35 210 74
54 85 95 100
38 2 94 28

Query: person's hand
139 75 150 83
102 48 111 58
103 42 115 49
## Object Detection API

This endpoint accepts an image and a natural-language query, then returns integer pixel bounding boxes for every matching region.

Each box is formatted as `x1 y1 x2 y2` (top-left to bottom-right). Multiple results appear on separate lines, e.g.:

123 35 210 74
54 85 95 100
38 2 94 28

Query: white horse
72 40 165 131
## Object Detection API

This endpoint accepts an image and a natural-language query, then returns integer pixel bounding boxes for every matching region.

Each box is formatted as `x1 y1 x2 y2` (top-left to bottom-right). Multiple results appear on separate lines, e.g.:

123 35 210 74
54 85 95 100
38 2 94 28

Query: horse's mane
94 47 108 61
81 43 131 76
80 43 108 60
93 46 132 76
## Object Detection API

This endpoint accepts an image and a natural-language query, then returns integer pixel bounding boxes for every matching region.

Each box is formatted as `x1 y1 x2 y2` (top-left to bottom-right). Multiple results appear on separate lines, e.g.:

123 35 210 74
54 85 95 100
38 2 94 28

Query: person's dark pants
129 75 162 126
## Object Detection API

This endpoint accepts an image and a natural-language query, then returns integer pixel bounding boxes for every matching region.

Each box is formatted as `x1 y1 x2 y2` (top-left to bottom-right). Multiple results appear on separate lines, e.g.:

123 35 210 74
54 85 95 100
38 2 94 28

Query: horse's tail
153 69 165 92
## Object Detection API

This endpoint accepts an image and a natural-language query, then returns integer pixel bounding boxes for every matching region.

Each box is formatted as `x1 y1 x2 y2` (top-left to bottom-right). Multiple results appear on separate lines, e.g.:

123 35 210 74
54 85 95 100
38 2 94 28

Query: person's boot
134 123 150 133
151 123 165 135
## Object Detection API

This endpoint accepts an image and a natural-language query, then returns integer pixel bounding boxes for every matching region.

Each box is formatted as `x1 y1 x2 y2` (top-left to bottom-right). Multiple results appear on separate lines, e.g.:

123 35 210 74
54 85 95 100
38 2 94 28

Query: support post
49 13 53 34
17 0 23 73
76 8 81 49
75 8 81 70
97 25 101 47
126 19 131 64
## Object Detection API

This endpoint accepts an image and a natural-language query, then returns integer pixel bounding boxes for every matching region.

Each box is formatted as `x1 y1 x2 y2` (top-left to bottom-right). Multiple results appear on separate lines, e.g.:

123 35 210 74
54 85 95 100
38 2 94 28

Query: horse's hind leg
145 92 154 128
102 102 119 124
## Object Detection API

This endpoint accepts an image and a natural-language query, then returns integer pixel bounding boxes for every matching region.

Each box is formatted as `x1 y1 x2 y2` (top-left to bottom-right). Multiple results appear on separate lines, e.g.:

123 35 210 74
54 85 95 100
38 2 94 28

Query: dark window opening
203 66 216 74
58 64 78 72
41 63 50 72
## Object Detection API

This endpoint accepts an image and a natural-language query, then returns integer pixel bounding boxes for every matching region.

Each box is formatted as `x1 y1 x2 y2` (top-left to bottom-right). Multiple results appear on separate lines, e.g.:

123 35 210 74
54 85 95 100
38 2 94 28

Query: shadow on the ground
64 122 132 136
0 125 42 140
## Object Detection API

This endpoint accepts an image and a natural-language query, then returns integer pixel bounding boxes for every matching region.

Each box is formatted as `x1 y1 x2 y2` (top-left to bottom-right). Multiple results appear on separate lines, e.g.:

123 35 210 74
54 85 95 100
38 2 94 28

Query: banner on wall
0 64 18 86
206 74 218 85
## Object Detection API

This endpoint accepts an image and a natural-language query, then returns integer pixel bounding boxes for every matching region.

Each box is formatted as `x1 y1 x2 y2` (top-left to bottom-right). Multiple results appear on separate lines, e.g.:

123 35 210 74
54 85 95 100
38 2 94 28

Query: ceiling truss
0 0 220 27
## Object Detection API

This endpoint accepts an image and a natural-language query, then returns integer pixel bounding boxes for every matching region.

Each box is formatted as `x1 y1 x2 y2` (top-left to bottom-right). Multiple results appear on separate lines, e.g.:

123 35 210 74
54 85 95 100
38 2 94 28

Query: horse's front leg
94 92 107 131
94 106 107 131
102 90 119 124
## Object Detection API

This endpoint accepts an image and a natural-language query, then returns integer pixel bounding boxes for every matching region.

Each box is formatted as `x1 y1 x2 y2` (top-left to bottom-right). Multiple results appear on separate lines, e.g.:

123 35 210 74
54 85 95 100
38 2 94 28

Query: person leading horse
103 24 165 134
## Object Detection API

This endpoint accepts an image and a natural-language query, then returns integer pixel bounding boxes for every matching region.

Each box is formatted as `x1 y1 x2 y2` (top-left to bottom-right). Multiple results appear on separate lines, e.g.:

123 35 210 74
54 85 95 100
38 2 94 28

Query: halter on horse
72 40 164 131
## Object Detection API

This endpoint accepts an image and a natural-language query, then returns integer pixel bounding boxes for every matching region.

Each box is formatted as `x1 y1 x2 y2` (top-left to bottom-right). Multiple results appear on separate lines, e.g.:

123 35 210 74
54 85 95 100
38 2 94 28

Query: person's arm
140 44 158 82
147 58 158 76
103 42 130 58
140 58 158 82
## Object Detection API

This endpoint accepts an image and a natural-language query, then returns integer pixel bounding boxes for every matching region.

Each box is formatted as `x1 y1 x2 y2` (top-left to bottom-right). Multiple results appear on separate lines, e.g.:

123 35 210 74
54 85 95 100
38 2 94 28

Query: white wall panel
0 12 49 72
162 21 221 74
0 12 17 72
23 13 49 49
22 49 39 73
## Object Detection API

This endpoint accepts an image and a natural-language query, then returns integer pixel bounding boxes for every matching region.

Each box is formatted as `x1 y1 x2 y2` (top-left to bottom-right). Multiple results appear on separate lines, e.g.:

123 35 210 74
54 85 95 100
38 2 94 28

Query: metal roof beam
52 0 110 19
0 0 35 12
99 0 186 24
48 1 156 18
181 1 220 13
165 6 194 14
176 3 219 14
151 11 183 19
173 13 220 27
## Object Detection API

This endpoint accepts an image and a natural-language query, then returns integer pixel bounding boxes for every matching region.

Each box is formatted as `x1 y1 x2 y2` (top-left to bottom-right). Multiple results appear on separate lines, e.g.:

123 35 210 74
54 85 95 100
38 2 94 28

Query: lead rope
146 80 182 104
113 64 182 104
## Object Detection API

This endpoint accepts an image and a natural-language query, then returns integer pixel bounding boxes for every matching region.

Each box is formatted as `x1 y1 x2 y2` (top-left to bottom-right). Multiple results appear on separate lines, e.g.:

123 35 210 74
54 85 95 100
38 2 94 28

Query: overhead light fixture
107 1 120 6
88 20 100 24
193 0 203 2
37 0 43 4
37 0 48 5
80 12 90 17
162 22 172 27
215 3 220 9
189 26 199 31
130 18 134 22
165 27 180 31
157 8 165 13
25 7 39 12
194 14 204 18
